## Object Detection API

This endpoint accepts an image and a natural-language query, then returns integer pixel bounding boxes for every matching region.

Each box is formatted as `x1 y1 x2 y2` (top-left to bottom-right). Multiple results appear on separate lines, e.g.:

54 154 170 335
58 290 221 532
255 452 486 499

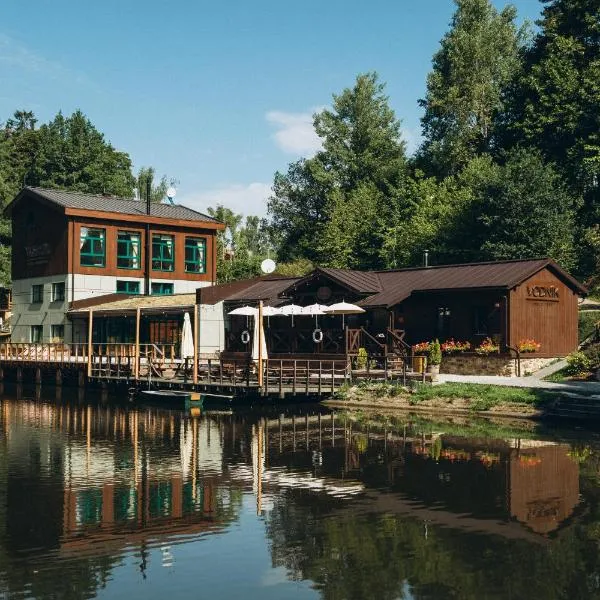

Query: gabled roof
198 274 301 306
5 187 223 227
359 258 587 307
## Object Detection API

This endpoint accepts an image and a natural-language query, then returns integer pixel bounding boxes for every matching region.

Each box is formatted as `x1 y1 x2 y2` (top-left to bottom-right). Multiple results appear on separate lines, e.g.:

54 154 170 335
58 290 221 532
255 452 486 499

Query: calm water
1 387 600 599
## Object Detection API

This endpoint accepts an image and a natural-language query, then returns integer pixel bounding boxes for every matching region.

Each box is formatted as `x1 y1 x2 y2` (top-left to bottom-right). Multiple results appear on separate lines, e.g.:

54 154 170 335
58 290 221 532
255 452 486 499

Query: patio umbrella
262 305 282 327
180 312 194 358
323 301 365 327
251 313 268 362
280 303 303 327
301 303 327 326
228 305 258 327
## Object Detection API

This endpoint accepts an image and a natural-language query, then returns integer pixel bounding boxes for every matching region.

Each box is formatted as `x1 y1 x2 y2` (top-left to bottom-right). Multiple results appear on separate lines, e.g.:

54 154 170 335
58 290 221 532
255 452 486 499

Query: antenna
166 187 176 205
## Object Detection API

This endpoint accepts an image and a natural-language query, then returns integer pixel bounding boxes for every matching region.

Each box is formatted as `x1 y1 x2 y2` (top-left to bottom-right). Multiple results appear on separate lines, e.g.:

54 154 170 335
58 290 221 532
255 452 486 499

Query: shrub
355 347 368 370
429 339 442 365
582 343 600 370
564 351 593 376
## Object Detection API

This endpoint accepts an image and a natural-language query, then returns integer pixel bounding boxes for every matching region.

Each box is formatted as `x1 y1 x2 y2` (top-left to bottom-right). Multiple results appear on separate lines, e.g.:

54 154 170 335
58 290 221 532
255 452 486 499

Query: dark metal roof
317 267 382 293
358 258 587 307
7 187 221 224
198 275 301 306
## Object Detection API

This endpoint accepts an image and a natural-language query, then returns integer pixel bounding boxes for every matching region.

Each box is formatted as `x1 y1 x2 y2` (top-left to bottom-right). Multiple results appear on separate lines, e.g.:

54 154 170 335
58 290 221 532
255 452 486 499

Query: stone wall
439 354 556 377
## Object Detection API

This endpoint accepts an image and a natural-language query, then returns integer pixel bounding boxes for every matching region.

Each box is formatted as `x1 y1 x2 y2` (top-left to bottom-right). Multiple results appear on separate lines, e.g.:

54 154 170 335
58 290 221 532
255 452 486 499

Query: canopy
180 312 194 358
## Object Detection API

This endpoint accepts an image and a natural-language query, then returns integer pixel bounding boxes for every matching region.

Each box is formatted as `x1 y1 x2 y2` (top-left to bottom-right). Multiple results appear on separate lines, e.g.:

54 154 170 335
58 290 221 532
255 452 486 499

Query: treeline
268 0 600 290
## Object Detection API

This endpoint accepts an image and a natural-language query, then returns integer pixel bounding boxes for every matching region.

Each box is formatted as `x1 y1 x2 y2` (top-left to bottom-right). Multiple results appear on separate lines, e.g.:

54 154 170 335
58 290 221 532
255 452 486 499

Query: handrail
506 344 521 377
360 327 386 350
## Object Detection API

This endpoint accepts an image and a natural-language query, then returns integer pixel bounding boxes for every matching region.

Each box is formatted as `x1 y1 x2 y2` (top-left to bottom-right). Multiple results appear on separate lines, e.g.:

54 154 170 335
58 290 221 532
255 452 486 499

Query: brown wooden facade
10 194 221 283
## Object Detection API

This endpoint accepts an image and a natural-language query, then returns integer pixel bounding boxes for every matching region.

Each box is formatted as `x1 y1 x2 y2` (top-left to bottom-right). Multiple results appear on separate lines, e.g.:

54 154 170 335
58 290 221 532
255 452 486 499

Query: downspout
144 179 151 296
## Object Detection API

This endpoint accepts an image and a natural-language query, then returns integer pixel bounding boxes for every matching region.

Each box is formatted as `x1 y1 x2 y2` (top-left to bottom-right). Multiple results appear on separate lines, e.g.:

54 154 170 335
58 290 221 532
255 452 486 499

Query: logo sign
526 284 559 301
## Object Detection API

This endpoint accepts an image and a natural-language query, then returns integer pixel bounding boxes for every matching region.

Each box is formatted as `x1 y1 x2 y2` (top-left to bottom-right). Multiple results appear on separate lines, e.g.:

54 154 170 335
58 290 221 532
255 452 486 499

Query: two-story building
5 186 224 343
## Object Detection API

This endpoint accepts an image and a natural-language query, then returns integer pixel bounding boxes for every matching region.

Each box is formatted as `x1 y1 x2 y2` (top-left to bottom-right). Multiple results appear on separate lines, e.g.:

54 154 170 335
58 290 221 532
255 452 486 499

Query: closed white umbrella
251 313 268 361
180 312 194 358
323 301 365 327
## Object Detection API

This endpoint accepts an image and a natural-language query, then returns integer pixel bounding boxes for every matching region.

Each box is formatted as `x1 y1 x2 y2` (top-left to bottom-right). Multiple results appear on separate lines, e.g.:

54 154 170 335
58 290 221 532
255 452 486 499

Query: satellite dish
166 187 177 199
261 258 276 274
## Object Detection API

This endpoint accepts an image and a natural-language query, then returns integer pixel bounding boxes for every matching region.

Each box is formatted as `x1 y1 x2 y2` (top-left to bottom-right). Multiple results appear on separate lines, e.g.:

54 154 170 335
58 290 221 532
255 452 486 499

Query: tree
31 110 135 196
418 0 525 177
136 166 177 203
269 73 409 269
503 0 600 230
474 148 577 269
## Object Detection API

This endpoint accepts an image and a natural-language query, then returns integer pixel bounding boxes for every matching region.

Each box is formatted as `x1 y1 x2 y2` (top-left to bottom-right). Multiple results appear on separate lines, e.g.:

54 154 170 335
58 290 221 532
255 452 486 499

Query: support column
77 369 85 388
55 368 62 386
35 367 42 384
16 367 23 382
193 304 199 385
134 307 141 381
258 300 264 389
87 309 93 378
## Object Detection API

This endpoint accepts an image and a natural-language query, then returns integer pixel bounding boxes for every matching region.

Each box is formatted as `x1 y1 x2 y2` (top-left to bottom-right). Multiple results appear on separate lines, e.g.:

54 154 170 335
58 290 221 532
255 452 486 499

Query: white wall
11 274 212 343
198 302 225 357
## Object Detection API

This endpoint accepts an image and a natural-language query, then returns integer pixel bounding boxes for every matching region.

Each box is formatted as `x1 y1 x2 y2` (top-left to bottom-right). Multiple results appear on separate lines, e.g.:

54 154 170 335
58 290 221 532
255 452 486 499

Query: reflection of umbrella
323 301 365 327
280 304 303 327
181 312 194 358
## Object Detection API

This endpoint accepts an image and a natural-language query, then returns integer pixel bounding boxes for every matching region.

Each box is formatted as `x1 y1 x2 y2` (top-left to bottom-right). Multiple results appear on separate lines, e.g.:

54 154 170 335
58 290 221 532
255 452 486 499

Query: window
31 284 43 304
117 231 141 269
185 237 206 273
152 234 174 271
151 282 174 295
436 307 451 338
30 325 43 343
80 227 106 267
51 324 64 341
51 282 65 302
116 280 141 294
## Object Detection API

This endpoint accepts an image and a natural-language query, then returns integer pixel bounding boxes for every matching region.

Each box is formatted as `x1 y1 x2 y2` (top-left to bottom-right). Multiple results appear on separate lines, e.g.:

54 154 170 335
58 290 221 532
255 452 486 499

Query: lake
1 385 600 599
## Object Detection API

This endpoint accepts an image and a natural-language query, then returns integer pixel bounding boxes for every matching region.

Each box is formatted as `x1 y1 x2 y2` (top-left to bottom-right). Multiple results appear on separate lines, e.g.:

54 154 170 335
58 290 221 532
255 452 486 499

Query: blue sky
1 0 542 217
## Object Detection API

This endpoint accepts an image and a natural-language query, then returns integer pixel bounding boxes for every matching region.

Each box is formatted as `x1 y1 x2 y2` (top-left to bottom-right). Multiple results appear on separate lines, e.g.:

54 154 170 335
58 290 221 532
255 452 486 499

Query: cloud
180 182 272 218
266 110 322 156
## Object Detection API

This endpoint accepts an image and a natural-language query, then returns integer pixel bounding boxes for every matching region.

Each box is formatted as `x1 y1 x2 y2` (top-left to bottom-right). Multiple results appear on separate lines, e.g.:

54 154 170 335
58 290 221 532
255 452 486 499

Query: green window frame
117 231 141 269
151 282 174 296
80 227 106 267
116 280 141 294
152 234 174 271
185 237 206 273
31 284 43 304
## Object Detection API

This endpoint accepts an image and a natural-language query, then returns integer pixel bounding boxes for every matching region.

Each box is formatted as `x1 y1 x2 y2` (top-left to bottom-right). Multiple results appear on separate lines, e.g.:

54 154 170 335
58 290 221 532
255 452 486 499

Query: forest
0 0 598 292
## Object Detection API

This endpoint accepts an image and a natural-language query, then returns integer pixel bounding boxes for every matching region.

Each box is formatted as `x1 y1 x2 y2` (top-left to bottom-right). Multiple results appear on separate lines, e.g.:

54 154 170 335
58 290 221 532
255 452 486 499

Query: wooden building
5 187 223 343
202 258 586 360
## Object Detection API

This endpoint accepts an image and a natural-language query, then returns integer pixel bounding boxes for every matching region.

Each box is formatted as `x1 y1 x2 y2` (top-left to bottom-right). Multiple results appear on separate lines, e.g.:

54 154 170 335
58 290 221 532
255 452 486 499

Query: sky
0 0 543 217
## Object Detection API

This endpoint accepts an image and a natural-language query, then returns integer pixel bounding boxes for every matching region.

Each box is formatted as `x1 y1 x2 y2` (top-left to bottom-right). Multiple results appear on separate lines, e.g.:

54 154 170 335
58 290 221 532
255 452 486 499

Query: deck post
134 308 141 381
193 304 199 385
257 301 264 389
87 309 93 378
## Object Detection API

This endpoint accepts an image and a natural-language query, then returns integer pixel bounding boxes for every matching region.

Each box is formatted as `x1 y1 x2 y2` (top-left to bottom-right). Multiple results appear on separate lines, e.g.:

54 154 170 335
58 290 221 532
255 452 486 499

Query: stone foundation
439 354 557 377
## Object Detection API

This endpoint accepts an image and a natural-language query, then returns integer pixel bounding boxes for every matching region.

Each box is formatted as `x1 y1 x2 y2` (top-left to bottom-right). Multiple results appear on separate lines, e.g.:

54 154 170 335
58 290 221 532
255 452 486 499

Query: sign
526 284 560 301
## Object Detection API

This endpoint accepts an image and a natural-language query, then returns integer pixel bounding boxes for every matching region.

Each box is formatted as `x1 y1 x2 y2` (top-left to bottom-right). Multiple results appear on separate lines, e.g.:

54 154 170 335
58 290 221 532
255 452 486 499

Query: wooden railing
0 343 89 362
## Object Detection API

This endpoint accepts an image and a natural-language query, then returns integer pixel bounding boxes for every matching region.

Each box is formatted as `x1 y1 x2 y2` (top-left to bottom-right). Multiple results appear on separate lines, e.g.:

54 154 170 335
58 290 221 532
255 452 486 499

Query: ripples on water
2 385 600 599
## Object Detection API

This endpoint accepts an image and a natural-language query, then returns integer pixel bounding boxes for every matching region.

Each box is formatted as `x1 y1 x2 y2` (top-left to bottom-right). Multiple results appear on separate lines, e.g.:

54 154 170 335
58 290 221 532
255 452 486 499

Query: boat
138 389 202 408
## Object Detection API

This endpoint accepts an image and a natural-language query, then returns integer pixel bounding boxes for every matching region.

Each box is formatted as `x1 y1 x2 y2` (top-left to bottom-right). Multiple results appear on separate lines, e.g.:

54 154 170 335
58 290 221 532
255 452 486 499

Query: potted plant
411 341 430 373
428 339 442 380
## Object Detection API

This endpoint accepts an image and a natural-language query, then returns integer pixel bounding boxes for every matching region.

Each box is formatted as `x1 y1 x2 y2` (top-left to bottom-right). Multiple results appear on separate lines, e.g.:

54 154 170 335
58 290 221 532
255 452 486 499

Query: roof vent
423 250 429 268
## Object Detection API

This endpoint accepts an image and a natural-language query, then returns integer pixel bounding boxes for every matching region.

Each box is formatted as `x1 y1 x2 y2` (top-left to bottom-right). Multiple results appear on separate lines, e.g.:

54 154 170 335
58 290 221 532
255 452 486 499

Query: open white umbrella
280 304 303 327
228 305 258 316
262 305 282 327
180 312 194 359
301 303 327 327
323 301 365 327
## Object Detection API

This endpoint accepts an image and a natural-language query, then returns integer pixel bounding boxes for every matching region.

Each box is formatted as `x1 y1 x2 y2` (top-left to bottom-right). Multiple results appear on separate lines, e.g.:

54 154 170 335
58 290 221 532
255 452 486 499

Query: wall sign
526 284 560 301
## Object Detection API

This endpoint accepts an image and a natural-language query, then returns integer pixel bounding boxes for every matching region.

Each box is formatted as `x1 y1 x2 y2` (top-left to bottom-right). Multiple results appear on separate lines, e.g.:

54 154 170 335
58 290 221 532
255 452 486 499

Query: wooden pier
0 342 359 399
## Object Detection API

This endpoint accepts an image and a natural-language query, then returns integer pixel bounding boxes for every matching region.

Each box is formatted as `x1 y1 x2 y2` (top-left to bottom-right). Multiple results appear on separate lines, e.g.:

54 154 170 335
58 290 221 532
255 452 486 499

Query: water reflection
1 387 600 599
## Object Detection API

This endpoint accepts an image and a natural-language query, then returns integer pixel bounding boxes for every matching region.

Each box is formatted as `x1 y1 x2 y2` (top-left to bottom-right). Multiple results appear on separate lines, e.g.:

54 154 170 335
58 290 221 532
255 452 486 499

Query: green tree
269 72 409 269
503 0 600 231
418 0 525 177
136 166 177 203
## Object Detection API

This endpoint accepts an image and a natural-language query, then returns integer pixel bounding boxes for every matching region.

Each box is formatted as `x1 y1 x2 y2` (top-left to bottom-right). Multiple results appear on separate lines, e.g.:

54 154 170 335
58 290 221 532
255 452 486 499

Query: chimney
423 249 429 268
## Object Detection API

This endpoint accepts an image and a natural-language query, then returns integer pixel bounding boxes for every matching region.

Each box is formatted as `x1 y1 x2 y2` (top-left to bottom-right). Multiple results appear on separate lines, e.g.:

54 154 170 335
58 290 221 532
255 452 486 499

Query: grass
410 382 554 411
543 367 570 383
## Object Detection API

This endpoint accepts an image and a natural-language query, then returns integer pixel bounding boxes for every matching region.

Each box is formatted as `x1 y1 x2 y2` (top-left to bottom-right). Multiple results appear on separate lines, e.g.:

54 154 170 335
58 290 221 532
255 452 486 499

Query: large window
116 280 140 294
185 237 206 273
117 231 141 269
31 284 43 304
80 227 106 267
152 234 174 271
51 282 65 302
151 282 174 296
51 324 64 341
30 325 43 343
